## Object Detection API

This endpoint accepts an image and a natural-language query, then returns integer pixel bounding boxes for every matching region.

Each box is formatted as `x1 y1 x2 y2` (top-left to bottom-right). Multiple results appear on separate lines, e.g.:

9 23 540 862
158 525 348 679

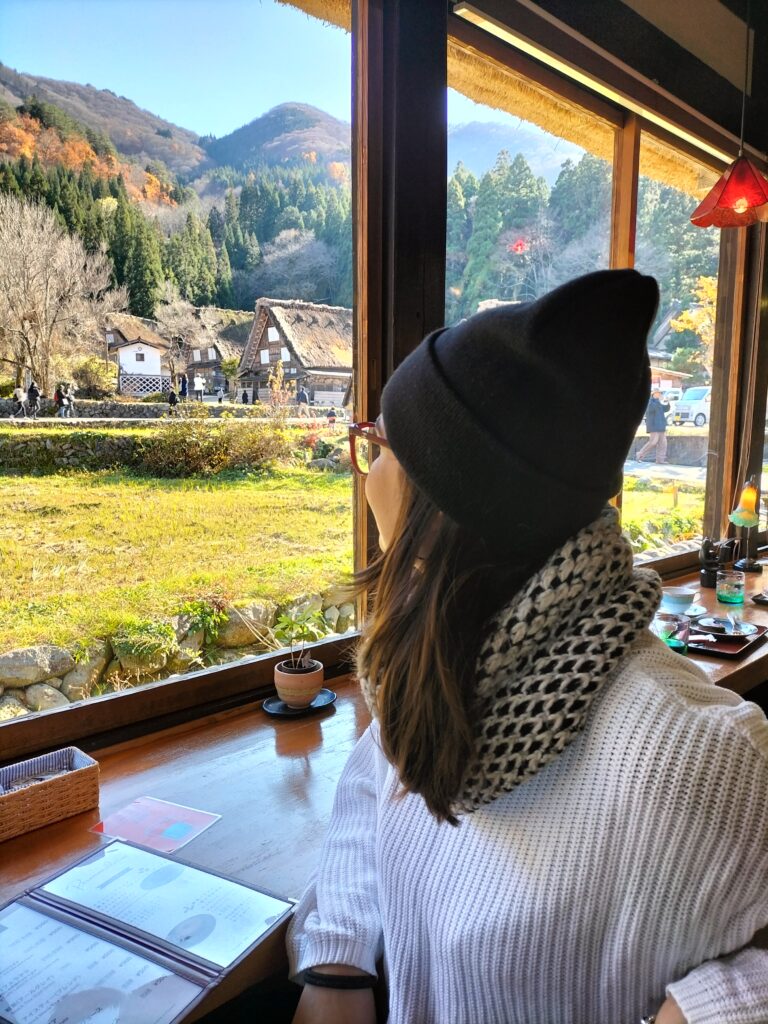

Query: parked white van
672 385 712 426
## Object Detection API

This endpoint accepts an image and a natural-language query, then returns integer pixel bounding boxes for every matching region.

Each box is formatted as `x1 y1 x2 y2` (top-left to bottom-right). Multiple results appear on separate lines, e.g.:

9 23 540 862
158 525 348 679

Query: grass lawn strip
0 468 352 653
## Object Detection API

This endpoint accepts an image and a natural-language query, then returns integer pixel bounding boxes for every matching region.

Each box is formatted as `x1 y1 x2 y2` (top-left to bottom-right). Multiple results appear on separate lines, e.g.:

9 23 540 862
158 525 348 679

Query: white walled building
106 315 172 397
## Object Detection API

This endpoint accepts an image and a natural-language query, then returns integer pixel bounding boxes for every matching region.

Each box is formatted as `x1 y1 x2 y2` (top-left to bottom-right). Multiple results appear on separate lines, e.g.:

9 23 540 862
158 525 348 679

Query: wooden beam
610 112 640 270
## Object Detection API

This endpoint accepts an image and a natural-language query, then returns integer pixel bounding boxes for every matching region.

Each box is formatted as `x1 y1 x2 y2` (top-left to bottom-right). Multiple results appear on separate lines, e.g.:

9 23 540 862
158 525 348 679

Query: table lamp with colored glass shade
729 475 762 573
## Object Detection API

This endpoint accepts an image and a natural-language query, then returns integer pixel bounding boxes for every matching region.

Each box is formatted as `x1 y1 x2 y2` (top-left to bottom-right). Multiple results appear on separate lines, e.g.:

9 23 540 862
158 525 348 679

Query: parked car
672 386 712 426
662 388 682 425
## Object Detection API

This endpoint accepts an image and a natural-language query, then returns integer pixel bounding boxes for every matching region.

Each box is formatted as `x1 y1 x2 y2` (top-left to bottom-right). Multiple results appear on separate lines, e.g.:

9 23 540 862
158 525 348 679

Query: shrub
140 391 167 403
137 419 231 476
72 357 118 399
0 376 15 399
228 422 294 470
111 620 178 662
178 598 228 644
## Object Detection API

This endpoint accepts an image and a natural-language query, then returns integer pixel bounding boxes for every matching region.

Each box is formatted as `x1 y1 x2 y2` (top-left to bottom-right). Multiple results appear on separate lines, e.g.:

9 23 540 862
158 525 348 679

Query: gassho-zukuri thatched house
238 298 352 405
184 308 254 395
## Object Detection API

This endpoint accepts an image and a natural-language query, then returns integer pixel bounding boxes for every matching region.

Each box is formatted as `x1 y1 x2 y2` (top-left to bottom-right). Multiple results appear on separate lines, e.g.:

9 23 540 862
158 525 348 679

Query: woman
287 271 768 1024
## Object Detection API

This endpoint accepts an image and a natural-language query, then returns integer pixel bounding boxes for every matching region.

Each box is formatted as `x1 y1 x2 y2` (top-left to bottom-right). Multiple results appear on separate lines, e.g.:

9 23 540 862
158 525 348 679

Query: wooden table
668 573 768 695
1 587 767 1020
0 675 371 1019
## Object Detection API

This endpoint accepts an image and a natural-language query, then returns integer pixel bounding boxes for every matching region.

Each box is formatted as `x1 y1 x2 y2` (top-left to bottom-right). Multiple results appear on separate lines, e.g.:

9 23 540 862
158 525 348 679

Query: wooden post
352 0 448 576
610 112 640 271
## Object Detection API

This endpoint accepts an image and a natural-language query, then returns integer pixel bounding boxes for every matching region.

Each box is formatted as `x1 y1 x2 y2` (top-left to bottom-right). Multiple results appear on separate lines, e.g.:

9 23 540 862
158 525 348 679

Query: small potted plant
273 608 327 708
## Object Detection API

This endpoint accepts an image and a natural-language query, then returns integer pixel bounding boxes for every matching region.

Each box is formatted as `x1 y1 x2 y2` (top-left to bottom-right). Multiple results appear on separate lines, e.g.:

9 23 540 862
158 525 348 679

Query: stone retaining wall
1 398 347 420
0 594 356 719
627 433 709 467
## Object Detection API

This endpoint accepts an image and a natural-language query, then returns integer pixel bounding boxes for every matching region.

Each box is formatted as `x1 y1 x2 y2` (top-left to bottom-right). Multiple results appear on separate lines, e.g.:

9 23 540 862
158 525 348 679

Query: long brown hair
352 474 547 825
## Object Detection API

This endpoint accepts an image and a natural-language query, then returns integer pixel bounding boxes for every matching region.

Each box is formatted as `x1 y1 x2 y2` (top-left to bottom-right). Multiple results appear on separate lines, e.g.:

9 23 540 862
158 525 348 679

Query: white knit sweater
287 635 768 1024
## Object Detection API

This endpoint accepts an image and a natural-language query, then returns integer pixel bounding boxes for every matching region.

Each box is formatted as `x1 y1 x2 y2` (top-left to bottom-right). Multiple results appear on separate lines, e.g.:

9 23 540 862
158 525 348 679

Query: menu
0 842 294 1024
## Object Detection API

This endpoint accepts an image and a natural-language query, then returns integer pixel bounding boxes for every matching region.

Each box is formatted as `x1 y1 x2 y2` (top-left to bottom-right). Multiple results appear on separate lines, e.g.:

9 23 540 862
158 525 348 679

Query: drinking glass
716 570 746 605
650 612 690 654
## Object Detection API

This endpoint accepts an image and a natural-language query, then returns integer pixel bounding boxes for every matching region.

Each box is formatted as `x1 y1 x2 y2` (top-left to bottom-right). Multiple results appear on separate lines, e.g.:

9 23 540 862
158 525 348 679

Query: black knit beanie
381 269 659 558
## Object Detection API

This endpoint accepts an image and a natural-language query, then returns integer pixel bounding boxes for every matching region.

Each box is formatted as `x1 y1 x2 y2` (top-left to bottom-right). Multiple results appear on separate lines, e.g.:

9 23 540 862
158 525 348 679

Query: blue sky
0 0 525 137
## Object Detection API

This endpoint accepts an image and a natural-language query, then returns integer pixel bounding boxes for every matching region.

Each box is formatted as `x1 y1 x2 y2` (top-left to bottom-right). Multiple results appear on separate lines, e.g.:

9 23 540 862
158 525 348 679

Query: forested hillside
0 91 352 319
446 149 719 379
0 62 208 175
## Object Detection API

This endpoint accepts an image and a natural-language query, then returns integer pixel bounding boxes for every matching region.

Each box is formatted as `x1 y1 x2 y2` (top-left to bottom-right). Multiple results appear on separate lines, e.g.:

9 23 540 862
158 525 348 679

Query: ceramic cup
274 659 324 709
660 586 698 613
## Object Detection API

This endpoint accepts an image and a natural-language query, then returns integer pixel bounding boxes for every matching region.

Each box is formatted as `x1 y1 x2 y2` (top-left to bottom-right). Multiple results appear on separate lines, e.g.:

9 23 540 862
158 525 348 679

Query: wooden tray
688 623 768 659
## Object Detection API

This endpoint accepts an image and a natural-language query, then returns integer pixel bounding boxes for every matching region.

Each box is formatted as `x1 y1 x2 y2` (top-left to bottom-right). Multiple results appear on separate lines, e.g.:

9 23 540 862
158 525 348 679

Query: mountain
0 63 208 177
202 103 350 169
448 120 585 186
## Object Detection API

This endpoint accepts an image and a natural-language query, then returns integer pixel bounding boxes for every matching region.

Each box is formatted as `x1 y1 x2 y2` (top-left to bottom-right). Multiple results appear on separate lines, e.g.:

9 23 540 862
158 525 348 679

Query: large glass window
0 0 354 722
624 132 722 562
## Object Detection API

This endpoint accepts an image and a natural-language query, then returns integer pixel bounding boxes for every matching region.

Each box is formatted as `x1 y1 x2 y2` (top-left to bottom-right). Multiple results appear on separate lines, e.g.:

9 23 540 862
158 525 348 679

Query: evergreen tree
549 154 611 245
446 172 470 318
459 167 503 316
109 196 135 286
0 164 21 197
207 206 225 247
28 158 48 204
59 176 84 233
216 242 234 307
242 231 262 272
126 219 164 317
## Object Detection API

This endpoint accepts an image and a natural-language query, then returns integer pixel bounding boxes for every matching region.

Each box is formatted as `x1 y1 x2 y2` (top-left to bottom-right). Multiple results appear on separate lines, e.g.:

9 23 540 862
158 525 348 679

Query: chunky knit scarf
361 508 662 816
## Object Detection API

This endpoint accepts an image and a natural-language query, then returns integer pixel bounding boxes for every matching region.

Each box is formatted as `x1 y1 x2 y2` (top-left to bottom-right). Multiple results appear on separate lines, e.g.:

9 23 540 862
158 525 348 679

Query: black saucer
262 688 337 717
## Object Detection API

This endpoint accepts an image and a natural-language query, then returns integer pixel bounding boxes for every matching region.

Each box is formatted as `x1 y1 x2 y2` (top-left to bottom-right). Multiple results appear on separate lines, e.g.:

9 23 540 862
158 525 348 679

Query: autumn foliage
0 111 174 205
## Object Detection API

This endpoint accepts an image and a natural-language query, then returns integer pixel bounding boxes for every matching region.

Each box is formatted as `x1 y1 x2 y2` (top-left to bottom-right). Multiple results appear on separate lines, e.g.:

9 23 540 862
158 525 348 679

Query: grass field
0 468 353 653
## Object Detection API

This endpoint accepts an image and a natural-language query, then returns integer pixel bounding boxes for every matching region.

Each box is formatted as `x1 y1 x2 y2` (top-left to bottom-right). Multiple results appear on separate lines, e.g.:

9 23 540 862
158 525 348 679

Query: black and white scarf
361 507 662 816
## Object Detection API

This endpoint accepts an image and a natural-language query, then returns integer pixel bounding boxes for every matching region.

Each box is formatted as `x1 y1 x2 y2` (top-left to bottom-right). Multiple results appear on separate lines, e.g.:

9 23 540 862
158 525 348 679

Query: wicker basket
0 746 99 843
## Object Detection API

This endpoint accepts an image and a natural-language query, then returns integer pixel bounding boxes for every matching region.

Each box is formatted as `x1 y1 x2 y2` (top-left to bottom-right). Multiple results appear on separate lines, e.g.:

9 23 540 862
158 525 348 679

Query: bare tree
0 194 127 393
153 282 197 385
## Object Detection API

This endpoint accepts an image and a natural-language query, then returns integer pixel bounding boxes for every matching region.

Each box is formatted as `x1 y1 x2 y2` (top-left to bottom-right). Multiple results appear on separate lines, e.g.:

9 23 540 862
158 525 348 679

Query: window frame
5 0 768 759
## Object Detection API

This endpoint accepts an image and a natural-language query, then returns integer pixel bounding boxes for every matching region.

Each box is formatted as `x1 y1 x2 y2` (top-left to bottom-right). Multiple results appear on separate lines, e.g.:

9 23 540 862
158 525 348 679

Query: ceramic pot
274 659 324 708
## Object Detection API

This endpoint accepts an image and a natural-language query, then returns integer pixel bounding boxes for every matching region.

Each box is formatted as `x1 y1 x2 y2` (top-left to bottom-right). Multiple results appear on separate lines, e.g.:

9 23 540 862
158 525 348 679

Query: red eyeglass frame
348 421 390 476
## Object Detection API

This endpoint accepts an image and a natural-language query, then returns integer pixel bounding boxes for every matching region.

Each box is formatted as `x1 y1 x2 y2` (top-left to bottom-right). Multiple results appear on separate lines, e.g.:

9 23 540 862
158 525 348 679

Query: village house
183 308 254 396
105 314 172 397
238 298 352 405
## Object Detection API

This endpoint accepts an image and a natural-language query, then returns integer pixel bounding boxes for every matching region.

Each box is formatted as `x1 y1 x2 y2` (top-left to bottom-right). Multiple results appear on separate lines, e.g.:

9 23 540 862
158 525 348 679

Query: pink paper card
91 796 221 852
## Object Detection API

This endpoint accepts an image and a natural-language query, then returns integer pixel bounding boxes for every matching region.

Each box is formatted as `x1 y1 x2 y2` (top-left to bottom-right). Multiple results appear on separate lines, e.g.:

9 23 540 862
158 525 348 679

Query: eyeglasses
349 421 391 476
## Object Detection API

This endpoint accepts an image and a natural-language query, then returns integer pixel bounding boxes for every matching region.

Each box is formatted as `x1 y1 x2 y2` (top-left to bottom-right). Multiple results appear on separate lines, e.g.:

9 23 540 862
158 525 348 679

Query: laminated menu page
0 841 294 1024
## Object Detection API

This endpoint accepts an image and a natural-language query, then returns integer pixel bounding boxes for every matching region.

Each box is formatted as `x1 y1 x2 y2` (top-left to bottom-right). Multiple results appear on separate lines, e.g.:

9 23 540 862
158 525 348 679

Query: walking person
167 388 178 416
296 385 310 418
10 384 27 419
287 271 768 1024
179 375 188 403
216 386 225 405
26 380 41 419
242 389 249 405
64 384 76 418
193 374 206 402
636 388 670 464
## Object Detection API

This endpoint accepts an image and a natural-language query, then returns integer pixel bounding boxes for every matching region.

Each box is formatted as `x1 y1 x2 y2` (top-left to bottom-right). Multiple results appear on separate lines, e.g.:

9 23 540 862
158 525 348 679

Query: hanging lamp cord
738 0 751 155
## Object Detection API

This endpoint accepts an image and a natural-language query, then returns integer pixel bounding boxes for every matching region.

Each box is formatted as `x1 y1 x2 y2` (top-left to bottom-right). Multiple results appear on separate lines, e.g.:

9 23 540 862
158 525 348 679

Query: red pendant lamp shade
690 156 768 228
